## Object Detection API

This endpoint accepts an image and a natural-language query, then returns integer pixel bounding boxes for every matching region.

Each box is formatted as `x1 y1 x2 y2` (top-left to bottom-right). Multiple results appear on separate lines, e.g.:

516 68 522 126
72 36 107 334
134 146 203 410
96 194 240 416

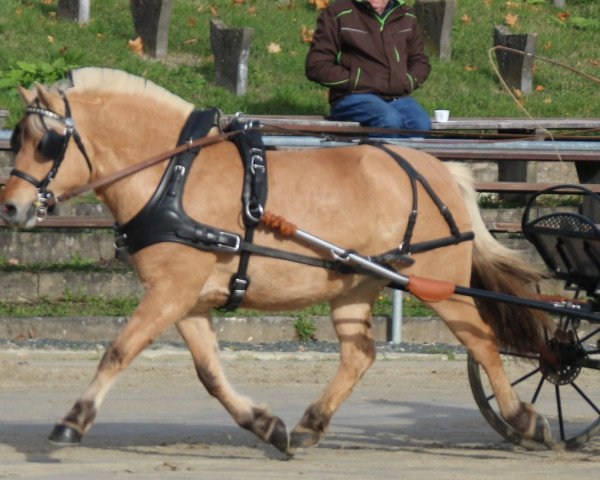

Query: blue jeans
330 94 431 137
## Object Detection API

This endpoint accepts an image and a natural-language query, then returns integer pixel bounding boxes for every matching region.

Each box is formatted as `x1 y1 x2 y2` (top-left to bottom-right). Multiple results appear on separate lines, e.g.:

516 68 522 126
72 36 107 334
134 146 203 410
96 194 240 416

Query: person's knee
412 113 432 131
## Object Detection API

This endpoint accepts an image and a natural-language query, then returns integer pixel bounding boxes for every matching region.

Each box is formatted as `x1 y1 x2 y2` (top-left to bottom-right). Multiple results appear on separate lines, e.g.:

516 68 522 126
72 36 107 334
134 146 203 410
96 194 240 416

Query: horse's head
0 83 93 228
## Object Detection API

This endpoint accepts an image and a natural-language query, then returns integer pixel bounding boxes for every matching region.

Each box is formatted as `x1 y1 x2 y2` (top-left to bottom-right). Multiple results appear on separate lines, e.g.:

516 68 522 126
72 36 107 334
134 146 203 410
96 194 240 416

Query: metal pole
391 289 403 345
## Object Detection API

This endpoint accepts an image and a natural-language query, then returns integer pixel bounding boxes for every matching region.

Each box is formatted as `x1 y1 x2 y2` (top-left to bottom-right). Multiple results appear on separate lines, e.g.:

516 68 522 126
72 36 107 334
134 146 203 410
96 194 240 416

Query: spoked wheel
468 315 600 450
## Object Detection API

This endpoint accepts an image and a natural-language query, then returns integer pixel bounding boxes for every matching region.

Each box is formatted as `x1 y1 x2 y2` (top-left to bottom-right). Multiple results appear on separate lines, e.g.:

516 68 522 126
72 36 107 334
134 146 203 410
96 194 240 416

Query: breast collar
114 109 267 310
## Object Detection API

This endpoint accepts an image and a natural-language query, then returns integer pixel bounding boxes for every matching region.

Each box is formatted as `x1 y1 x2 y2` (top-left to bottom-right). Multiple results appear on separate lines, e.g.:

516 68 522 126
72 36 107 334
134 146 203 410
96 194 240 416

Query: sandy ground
1 347 599 479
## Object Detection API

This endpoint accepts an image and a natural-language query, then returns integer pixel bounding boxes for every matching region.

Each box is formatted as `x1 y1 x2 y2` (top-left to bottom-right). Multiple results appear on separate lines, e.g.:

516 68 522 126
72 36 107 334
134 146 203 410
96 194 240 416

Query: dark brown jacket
305 0 431 105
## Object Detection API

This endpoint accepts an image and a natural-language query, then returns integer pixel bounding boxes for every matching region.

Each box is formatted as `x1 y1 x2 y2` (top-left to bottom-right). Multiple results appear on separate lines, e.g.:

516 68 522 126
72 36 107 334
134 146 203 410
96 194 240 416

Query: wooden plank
432 117 600 131
229 115 600 131
474 182 600 193
0 216 114 228
485 221 522 233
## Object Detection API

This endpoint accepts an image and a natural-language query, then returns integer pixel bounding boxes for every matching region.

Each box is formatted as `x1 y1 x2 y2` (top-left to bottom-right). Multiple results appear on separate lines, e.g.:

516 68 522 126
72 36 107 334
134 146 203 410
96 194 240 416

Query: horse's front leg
176 315 290 454
290 285 379 450
48 283 197 445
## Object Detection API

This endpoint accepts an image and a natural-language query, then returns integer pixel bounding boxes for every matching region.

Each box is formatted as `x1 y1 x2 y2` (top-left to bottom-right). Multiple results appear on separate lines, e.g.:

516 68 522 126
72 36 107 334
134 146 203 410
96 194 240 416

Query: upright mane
67 67 194 113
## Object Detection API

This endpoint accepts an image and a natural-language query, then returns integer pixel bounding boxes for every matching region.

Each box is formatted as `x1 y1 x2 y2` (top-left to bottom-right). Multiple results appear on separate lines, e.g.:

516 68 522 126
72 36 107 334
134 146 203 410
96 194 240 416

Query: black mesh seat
522 185 600 296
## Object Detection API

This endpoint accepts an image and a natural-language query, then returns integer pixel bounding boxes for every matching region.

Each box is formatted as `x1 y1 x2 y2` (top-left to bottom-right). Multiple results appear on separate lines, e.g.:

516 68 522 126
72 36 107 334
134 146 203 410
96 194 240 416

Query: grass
0 290 139 317
0 286 435 318
0 0 598 126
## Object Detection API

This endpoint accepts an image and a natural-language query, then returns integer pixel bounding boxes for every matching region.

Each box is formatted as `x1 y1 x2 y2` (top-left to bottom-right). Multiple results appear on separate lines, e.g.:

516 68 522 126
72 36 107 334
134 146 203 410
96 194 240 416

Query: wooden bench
2 116 599 233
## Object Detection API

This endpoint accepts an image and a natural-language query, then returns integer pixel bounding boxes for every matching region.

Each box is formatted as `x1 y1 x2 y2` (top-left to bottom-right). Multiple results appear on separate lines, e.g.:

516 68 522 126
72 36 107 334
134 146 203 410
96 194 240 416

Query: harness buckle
216 232 241 252
250 154 265 174
114 233 128 250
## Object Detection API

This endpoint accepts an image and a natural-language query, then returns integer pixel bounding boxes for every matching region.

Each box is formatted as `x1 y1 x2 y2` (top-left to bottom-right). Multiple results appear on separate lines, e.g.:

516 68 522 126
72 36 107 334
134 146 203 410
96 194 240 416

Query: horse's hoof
532 415 554 446
290 430 320 450
48 424 82 446
268 418 292 455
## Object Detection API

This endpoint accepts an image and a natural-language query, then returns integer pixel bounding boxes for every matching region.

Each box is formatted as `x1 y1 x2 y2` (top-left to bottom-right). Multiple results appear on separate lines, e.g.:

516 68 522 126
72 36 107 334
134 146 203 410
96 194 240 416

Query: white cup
434 109 450 123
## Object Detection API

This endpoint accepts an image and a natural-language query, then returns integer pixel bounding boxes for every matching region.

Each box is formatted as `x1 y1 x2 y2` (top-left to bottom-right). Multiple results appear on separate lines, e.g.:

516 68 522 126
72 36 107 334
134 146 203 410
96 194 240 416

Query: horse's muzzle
0 200 38 229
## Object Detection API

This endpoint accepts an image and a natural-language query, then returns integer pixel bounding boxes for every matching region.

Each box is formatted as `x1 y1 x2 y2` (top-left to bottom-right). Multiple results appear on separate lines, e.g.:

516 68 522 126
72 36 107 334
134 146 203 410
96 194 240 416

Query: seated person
305 0 432 137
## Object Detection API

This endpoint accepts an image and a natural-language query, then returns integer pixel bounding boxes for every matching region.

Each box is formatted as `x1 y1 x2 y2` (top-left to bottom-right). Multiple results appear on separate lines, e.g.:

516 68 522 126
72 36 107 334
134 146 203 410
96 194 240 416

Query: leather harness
114 110 474 310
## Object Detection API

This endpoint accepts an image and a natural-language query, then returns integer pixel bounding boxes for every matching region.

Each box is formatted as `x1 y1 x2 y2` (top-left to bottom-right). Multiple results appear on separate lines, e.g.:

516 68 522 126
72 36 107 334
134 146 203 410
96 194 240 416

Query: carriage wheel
468 315 600 450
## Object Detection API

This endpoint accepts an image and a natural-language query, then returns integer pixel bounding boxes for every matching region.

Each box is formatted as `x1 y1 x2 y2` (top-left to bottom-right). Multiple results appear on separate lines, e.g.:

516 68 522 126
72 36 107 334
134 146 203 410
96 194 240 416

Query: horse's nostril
1 203 17 219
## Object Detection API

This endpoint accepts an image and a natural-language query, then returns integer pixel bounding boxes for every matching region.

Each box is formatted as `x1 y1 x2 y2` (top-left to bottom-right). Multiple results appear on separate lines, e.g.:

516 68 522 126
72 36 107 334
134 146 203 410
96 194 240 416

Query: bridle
10 92 93 219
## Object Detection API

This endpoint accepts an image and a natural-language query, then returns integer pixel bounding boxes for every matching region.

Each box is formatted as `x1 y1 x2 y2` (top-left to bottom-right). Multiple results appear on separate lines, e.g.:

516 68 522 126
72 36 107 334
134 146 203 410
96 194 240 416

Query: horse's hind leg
176 315 290 453
429 297 551 443
290 285 378 450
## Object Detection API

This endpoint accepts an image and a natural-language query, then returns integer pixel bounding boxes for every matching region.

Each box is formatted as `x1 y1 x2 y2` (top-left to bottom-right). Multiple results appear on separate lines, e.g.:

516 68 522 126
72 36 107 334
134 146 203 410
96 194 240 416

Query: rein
53 129 241 206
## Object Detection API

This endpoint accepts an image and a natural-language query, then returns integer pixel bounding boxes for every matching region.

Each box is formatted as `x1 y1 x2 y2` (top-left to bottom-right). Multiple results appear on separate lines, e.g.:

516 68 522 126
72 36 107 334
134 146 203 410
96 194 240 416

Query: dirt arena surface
1 347 599 479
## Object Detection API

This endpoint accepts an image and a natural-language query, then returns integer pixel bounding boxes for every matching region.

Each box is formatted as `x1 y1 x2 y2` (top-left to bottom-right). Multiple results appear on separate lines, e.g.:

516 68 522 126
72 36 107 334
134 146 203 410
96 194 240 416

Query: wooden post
58 0 90 23
575 164 600 222
413 0 457 61
130 0 173 59
493 26 537 94
210 19 254 96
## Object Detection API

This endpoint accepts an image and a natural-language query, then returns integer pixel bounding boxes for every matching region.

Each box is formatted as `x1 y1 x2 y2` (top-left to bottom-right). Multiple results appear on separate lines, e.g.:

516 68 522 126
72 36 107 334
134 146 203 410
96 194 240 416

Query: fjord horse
0 68 553 454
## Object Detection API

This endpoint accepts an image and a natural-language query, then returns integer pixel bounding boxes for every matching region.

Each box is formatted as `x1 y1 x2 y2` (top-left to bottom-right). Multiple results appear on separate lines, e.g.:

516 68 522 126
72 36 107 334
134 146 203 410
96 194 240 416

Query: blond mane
68 67 194 113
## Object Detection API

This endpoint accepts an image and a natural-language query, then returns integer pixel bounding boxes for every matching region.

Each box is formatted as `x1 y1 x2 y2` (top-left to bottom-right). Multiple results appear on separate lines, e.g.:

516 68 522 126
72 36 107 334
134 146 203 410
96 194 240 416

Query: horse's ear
18 85 37 105
34 83 64 114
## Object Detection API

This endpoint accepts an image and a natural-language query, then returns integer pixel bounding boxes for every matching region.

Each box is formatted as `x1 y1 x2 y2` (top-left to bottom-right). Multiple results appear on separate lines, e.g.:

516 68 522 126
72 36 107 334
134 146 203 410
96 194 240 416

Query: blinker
38 129 68 161
10 124 21 153
9 124 67 162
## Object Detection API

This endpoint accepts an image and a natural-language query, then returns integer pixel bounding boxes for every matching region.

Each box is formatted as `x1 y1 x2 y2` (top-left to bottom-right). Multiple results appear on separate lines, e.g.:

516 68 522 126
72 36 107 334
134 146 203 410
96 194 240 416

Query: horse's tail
446 162 552 354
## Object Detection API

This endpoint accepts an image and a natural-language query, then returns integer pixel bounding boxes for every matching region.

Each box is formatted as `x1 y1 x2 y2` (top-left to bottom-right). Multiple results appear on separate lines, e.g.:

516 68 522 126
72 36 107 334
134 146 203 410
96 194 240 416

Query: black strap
220 120 268 311
361 140 464 254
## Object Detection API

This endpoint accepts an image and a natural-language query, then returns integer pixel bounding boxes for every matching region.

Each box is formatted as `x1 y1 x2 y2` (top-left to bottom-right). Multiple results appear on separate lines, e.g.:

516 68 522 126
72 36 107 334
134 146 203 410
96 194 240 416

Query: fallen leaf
461 15 472 25
47 35 55 44
15 8 23 16
183 38 198 46
234 0 246 4
588 59 600 67
513 88 524 99
267 42 282 54
308 0 330 10
535 85 545 92
557 11 570 22
128 36 144 56
505 13 519 28
505 1 521 8
543 97 553 104
42 0 54 5
59 45 68 55
543 41 552 51
210 5 220 17
187 17 196 28
96 33 107 40
248 6 257 15
300 26 314 43
464 64 480 72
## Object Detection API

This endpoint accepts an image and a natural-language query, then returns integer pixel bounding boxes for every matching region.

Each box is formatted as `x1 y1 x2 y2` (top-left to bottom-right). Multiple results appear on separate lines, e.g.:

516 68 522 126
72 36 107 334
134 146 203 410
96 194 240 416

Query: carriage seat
523 186 600 298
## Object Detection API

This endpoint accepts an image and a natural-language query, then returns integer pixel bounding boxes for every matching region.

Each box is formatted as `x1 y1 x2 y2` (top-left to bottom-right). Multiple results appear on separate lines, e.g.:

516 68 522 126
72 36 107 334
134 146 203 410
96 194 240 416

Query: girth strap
219 118 268 311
